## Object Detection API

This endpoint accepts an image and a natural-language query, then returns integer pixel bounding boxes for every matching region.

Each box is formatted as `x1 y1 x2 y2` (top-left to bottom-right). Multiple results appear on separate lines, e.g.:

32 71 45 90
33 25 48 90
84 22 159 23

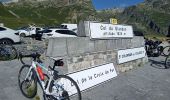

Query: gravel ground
15 37 48 54
0 54 170 100
0 37 47 61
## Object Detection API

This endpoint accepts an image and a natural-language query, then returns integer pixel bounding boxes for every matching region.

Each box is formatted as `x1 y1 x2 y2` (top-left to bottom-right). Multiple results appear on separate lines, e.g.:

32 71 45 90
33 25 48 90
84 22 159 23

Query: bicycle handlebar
19 52 64 70
18 52 41 64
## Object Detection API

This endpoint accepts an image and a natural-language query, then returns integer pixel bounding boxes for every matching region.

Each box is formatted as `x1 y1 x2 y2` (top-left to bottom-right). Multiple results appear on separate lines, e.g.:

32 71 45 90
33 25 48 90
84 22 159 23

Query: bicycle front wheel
18 65 37 98
163 46 170 56
165 56 170 69
49 75 81 100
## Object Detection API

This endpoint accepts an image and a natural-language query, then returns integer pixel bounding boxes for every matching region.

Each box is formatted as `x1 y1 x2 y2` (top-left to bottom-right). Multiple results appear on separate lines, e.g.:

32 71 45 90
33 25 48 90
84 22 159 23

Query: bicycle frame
25 60 59 96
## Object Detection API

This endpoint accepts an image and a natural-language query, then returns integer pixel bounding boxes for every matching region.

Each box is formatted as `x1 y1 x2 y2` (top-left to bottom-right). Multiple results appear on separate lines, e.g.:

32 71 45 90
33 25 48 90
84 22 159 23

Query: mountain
0 0 96 29
96 8 124 22
1 0 170 37
117 0 170 36
144 0 170 13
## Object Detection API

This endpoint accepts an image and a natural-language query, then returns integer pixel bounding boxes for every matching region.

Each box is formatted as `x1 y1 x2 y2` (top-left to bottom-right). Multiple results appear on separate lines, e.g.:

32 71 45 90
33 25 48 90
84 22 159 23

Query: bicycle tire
163 46 170 56
18 65 37 98
49 75 81 100
0 45 17 60
165 55 170 69
8 45 17 59
158 46 163 56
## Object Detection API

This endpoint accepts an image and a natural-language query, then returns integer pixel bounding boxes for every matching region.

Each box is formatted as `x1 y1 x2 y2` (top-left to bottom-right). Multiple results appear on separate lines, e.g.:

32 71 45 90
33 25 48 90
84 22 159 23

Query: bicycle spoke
18 65 37 98
49 75 81 100
0 45 17 60
17 53 81 100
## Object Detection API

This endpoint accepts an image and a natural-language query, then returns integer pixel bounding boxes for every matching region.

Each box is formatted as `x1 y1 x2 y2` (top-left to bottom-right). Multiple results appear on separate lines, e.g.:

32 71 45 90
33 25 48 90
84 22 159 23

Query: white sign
89 22 133 39
118 47 146 64
62 63 117 95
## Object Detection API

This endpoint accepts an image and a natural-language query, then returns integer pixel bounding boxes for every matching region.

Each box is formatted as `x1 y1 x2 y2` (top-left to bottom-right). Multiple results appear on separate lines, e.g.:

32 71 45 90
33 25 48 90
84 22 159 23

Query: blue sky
0 0 10 2
0 0 144 10
92 0 144 10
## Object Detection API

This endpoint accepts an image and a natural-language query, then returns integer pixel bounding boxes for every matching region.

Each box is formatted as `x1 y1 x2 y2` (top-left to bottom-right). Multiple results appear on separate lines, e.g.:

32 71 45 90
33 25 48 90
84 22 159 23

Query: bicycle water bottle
36 66 45 81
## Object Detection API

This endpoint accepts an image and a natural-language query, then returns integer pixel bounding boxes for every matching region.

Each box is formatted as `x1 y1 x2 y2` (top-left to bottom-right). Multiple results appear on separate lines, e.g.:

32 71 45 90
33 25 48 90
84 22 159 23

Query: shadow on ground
149 58 165 69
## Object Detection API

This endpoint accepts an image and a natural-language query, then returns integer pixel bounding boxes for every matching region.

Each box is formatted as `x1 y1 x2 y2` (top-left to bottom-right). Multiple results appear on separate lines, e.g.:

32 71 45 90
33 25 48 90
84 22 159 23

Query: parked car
0 26 21 44
18 25 43 37
61 23 78 33
41 28 77 39
35 29 45 40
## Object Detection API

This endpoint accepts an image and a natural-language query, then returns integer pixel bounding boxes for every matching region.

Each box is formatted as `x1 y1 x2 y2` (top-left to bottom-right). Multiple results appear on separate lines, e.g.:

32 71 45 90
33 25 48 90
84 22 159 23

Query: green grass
0 4 14 17
149 11 170 28
132 6 170 29
118 4 170 36
0 1 95 29
144 33 169 41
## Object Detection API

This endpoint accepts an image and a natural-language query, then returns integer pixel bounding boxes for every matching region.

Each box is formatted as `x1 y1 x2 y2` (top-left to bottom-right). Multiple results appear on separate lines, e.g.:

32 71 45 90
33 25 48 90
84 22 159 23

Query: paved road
0 56 170 100
82 56 170 100
0 59 30 100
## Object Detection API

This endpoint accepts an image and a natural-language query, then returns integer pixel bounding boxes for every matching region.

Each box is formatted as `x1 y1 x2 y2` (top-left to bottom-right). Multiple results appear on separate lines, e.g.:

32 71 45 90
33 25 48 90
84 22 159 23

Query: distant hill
96 8 124 22
0 0 96 29
117 0 170 36
0 0 170 37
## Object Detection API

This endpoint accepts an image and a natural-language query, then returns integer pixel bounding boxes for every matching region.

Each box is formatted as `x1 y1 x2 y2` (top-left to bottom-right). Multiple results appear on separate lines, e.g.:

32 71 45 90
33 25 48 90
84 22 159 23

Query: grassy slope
117 3 170 38
148 11 170 29
0 1 95 29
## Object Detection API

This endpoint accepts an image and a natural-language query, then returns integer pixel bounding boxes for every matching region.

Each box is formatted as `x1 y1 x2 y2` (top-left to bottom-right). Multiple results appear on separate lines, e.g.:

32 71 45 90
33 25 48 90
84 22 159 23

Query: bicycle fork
24 67 33 81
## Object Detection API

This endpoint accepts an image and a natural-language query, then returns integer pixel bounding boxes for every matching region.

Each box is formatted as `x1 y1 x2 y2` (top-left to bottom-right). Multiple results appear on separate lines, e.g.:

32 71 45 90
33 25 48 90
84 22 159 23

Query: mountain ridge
0 0 96 28
0 0 170 37
117 0 170 36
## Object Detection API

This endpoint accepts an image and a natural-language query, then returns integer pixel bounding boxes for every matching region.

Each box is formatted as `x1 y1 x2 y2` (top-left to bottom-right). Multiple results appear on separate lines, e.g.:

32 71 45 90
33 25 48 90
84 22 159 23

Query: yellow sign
110 18 118 24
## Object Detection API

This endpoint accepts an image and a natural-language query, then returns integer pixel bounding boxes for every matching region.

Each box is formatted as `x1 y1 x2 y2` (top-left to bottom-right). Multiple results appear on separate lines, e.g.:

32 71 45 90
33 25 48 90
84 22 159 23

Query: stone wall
46 36 148 74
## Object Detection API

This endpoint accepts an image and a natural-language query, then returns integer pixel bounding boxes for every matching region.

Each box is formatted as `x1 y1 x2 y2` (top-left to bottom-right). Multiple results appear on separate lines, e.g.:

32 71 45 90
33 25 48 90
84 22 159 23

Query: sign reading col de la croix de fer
62 63 117 95
89 22 133 39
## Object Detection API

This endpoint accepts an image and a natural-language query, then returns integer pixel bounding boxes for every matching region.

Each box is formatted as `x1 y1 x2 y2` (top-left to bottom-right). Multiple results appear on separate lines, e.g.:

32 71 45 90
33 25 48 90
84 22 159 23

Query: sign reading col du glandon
89 22 133 39
118 47 146 64
62 63 117 95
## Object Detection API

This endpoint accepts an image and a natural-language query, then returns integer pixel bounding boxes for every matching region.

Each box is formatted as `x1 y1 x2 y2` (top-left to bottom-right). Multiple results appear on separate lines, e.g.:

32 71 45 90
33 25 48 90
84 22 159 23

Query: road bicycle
18 53 81 100
145 39 163 57
162 46 170 56
163 45 170 69
165 54 170 69
0 44 17 61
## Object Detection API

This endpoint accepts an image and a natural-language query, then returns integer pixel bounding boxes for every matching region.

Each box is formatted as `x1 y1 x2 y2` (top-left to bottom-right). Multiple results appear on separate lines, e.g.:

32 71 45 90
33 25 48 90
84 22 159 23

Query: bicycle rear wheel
49 75 81 100
0 45 17 60
165 56 170 69
163 46 170 56
18 65 37 98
